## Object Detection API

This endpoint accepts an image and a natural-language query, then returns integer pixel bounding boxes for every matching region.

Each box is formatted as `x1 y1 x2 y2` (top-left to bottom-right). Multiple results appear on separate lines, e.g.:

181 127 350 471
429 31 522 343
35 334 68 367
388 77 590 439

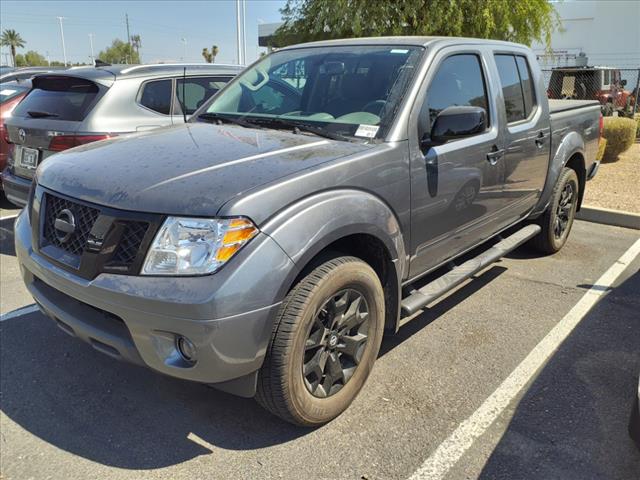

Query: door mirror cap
425 106 487 147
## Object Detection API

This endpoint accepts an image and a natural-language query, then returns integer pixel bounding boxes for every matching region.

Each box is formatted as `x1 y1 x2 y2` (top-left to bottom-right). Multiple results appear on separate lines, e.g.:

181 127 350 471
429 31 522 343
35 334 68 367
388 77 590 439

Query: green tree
14 53 26 67
1 29 26 67
23 50 47 66
274 0 559 48
201 45 220 63
97 39 140 64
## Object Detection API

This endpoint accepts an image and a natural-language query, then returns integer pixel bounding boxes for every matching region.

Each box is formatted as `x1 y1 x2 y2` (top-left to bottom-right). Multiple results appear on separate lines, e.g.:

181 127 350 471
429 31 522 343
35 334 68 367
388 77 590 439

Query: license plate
18 146 39 170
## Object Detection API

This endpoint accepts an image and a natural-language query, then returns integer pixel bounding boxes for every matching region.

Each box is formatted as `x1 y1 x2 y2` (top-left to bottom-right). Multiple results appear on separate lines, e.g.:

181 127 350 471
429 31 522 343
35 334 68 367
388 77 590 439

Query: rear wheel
531 167 579 254
256 256 385 426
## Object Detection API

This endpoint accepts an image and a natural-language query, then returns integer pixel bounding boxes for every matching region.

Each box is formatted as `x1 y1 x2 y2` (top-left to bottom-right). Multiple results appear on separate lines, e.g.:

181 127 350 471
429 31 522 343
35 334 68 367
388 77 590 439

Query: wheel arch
262 189 406 333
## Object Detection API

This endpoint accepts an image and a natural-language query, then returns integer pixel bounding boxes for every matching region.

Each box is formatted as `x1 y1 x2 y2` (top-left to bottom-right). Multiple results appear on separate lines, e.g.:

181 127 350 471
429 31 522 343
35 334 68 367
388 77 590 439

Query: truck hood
37 122 370 217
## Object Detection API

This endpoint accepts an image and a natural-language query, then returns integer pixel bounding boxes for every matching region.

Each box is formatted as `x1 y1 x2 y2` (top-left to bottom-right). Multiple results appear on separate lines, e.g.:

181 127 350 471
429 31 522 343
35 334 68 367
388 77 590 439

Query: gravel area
583 141 640 213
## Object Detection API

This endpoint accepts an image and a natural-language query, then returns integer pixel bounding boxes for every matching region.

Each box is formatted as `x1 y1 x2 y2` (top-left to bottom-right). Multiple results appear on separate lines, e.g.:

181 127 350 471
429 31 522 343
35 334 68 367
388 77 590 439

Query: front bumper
2 168 31 206
15 210 296 396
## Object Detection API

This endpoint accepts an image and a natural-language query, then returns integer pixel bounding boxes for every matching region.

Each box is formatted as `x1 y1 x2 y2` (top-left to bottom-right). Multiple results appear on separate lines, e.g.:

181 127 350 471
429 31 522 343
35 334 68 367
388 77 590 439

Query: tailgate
6 75 106 179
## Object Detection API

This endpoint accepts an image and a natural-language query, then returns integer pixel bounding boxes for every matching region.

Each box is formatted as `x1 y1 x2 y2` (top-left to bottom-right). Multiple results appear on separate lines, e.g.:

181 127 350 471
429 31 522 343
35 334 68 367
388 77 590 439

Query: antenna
182 67 187 123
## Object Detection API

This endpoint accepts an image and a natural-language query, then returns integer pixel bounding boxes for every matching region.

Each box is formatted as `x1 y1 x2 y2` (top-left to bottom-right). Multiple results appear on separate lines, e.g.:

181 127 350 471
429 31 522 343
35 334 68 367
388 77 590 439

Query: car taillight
49 134 112 152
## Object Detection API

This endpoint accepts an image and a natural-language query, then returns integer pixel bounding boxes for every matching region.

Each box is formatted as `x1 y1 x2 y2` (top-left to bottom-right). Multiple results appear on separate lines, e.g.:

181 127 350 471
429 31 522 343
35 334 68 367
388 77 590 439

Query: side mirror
422 106 487 148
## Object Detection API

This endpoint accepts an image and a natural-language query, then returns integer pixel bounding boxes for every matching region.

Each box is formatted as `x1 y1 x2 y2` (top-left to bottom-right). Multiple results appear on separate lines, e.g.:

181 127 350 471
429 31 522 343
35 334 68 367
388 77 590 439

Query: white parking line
0 304 38 322
409 237 640 480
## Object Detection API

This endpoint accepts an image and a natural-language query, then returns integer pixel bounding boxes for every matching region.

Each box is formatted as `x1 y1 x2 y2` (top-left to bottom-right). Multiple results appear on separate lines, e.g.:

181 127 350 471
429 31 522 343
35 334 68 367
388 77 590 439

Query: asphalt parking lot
1 202 639 480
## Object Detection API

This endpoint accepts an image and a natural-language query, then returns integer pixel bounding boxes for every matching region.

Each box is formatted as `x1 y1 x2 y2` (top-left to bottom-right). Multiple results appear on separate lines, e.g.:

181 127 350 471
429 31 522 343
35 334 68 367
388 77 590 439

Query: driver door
407 49 509 278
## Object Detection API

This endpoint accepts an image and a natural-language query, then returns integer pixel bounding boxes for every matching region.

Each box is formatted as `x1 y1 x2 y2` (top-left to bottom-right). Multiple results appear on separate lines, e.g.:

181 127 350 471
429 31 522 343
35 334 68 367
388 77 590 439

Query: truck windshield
198 45 424 140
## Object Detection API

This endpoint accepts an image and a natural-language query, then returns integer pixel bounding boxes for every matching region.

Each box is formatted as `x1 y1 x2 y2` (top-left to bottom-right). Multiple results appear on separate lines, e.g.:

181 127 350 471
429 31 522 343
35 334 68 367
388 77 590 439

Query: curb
577 205 640 230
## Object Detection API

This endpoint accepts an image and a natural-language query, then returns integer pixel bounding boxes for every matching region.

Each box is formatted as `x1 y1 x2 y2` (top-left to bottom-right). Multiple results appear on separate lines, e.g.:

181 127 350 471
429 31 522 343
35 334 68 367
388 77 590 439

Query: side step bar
400 224 541 316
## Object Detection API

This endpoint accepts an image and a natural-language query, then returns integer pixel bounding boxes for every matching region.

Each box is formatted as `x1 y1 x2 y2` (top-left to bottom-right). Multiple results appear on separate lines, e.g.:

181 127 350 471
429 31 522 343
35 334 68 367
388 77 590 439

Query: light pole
242 0 246 66
88 33 95 64
181 37 187 61
56 16 67 66
236 0 242 65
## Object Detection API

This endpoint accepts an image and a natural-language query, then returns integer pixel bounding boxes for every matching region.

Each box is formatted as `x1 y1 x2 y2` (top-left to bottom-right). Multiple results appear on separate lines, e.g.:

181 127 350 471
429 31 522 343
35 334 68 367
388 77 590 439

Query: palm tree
131 34 142 62
202 45 220 63
1 29 26 67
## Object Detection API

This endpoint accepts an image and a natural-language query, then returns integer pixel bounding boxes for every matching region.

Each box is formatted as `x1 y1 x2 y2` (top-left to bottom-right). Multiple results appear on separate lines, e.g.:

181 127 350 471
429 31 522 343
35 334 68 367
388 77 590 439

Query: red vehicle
1 80 31 187
548 66 634 112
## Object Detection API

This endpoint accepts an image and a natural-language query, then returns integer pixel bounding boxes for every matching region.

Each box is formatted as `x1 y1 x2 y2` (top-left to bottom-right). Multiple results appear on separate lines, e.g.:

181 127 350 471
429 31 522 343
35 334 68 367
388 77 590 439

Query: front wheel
530 167 579 254
255 256 385 426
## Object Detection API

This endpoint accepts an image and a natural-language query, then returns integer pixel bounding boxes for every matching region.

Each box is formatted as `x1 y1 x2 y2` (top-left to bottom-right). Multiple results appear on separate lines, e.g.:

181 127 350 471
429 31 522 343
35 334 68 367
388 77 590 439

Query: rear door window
494 54 537 123
13 76 100 121
138 79 172 115
175 76 232 115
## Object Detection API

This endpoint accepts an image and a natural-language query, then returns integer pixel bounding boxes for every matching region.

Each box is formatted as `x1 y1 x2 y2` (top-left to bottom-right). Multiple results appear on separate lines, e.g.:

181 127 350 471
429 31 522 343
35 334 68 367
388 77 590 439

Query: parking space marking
0 304 38 322
409 237 640 480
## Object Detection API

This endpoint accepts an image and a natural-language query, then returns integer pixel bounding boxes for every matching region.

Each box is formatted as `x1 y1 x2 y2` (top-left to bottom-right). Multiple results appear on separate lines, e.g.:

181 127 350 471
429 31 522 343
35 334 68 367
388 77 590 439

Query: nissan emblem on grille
54 209 76 243
18 128 26 143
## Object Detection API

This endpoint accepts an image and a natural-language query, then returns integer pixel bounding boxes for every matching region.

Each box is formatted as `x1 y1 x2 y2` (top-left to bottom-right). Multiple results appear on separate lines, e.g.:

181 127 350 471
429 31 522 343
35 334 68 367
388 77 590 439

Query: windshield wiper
197 112 262 130
250 117 355 142
27 110 59 118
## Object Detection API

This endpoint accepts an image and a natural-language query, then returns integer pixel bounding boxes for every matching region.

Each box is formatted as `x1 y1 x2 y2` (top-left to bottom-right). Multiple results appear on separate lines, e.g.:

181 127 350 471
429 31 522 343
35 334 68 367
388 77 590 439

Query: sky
0 0 287 66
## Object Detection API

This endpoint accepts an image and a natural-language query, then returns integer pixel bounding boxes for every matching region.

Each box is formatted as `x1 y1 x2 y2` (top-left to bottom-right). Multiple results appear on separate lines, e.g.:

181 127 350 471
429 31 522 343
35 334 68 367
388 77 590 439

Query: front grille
108 221 149 265
43 193 100 255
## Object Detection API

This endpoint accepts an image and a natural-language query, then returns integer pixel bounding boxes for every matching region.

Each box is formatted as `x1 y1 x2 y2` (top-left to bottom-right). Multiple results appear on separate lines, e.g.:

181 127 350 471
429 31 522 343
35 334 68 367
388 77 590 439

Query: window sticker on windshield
355 124 379 138
390 49 409 54
0 89 17 95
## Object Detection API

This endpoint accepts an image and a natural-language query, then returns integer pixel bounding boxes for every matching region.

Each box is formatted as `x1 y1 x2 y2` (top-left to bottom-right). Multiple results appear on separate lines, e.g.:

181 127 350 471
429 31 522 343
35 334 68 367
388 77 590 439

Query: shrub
602 117 636 162
596 138 607 162
635 113 640 138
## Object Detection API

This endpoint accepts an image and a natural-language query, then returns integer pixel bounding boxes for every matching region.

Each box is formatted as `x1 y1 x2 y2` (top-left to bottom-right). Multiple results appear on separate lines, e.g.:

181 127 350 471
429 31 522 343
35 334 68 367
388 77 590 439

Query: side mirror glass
422 106 487 148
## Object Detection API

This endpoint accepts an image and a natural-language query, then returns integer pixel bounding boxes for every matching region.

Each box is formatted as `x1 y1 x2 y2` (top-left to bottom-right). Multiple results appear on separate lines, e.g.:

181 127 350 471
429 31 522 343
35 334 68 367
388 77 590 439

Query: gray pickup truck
14 37 601 426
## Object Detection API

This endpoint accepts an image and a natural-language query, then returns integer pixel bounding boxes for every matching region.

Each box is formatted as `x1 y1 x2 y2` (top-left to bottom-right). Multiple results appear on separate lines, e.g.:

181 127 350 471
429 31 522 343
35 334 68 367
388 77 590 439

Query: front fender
532 130 585 216
261 189 406 285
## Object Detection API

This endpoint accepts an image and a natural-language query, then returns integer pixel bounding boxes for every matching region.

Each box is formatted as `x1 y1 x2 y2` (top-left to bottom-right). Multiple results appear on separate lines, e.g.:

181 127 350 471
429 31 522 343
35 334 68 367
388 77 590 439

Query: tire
255 256 385 426
530 167 579 254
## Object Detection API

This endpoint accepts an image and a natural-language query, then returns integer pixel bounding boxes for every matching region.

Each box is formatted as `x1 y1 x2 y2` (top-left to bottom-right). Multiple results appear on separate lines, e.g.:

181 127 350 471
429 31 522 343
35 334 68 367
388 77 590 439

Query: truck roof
280 36 529 50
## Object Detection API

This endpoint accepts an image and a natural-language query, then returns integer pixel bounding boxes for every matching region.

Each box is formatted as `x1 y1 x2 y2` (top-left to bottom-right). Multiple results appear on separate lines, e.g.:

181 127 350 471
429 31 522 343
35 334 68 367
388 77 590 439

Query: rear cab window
494 54 537 123
13 76 101 121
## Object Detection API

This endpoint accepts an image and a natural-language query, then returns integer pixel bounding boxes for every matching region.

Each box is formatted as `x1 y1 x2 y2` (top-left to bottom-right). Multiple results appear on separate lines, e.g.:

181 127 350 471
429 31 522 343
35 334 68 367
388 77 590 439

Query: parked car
547 66 634 115
0 67 68 84
0 80 31 187
3 63 242 206
14 37 601 426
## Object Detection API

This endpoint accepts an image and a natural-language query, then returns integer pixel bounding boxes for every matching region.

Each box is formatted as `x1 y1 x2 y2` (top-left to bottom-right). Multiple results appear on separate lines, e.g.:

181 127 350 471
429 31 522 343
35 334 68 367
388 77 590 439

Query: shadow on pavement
0 261 508 471
0 311 306 470
478 267 640 479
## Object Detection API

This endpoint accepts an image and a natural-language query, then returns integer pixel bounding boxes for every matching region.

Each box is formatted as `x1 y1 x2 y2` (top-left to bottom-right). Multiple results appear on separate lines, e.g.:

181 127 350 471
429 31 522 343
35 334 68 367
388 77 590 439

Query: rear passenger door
493 53 550 213
172 76 233 122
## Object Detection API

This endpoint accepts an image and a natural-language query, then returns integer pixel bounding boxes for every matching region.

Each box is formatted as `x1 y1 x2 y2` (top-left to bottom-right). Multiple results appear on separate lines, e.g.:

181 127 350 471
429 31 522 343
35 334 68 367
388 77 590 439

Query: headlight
142 217 258 275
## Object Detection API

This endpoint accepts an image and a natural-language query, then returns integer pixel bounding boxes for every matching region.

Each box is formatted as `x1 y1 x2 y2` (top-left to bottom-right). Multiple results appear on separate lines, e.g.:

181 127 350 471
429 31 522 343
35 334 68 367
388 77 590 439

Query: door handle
535 131 546 148
486 148 505 165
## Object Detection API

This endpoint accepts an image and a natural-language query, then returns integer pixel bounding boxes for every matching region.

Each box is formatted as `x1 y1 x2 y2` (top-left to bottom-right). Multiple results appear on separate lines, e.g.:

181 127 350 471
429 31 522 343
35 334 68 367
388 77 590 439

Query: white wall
531 0 640 68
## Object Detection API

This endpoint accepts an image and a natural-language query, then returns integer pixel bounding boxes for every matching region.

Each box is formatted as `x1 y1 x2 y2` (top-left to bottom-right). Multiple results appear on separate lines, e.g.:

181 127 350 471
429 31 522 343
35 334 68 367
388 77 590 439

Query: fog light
176 336 197 363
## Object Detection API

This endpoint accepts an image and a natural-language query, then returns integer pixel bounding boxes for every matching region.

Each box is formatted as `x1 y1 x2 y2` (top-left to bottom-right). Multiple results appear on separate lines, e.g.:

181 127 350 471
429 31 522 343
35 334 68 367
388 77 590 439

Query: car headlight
142 217 258 275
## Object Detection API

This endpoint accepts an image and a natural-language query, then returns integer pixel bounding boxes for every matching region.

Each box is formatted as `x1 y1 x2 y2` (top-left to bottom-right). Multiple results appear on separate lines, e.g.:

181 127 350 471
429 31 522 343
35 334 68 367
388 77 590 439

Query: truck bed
549 99 600 114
